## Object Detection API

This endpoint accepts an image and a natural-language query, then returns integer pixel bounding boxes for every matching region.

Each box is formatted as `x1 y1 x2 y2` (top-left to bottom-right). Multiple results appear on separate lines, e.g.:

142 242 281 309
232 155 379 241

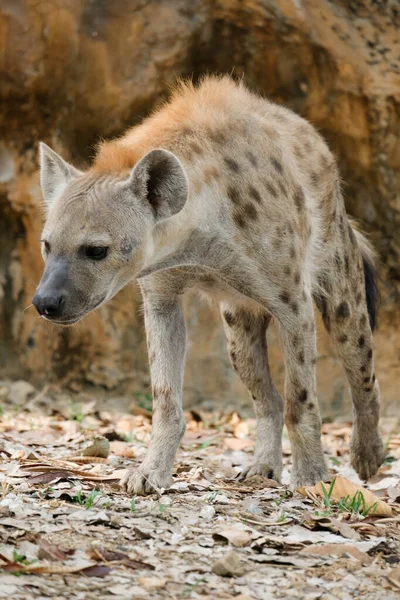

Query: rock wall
1 0 399 416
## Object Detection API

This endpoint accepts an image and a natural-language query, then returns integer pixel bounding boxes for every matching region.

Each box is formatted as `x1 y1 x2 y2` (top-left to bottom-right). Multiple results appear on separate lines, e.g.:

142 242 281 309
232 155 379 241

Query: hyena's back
93 76 369 313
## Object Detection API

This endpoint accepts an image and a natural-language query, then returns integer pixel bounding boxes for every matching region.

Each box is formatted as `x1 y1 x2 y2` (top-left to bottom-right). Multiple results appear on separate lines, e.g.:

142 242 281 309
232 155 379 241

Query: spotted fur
36 76 384 494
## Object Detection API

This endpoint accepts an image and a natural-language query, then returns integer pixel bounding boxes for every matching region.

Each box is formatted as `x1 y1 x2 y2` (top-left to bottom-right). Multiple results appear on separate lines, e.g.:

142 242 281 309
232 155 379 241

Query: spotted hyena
33 76 385 494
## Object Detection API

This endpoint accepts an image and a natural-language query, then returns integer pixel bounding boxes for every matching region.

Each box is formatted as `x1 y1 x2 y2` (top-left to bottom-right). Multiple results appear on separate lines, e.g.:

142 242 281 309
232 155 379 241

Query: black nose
32 292 65 319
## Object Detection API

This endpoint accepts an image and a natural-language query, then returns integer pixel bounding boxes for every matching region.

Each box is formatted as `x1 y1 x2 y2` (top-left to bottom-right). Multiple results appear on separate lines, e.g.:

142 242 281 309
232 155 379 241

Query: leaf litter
0 382 399 599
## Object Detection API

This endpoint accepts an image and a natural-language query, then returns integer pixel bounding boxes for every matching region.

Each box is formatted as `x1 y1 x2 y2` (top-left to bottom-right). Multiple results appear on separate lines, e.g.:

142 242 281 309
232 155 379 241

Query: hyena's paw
290 460 329 491
350 432 385 481
240 461 282 483
120 467 172 496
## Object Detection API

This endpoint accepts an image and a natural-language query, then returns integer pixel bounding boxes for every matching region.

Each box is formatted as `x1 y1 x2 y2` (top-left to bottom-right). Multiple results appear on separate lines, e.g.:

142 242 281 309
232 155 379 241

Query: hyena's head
33 143 188 324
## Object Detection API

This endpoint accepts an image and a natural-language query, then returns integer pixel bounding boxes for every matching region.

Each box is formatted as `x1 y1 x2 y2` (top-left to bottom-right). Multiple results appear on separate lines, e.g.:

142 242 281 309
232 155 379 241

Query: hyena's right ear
39 142 82 209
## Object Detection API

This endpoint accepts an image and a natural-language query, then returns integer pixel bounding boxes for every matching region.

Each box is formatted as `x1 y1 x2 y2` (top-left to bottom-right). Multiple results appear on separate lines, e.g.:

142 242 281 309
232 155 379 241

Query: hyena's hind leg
315 224 385 480
221 306 284 482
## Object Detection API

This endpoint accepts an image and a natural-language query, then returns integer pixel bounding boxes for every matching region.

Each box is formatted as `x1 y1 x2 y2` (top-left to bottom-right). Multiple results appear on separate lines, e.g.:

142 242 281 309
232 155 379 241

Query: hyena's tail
351 222 380 331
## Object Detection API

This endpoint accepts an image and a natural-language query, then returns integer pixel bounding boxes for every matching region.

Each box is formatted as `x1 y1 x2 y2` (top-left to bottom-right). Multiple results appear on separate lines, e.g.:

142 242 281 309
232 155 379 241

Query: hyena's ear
39 142 82 209
127 149 188 221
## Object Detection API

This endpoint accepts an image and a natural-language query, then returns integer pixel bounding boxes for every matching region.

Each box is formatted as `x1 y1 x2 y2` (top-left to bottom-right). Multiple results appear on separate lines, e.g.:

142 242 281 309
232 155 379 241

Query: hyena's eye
41 240 50 253
83 246 109 260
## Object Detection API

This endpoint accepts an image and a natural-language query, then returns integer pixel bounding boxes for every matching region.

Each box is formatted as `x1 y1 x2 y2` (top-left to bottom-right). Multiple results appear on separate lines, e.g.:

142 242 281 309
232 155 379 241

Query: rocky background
1 0 399 417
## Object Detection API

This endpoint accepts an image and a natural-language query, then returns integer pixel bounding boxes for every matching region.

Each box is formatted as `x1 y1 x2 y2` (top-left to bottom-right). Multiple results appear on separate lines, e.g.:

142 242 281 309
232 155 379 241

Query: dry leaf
298 475 393 516
81 437 110 458
38 539 70 562
300 543 371 564
224 438 254 451
109 441 135 458
137 576 166 590
213 527 252 547
388 565 400 589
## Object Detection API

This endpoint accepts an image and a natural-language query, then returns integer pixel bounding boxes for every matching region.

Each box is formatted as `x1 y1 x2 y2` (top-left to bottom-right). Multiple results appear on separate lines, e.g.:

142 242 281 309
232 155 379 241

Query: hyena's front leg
120 291 186 496
221 306 284 482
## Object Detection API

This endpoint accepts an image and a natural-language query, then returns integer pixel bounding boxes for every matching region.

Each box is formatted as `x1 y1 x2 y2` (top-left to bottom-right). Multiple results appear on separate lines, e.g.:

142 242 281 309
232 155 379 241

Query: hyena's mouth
42 294 107 326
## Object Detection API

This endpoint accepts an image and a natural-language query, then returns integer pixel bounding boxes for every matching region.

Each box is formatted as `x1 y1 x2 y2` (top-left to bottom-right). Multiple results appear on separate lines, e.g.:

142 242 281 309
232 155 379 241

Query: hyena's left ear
127 148 189 221
39 142 83 209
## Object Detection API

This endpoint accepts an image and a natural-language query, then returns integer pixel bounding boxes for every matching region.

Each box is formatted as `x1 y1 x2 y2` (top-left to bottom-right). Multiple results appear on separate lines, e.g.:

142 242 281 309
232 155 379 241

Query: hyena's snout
32 288 66 319
32 259 71 322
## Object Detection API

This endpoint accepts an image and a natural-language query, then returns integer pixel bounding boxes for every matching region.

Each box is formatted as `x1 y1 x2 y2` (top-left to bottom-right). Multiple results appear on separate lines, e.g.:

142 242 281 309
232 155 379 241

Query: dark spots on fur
310 171 319 186
120 236 133 255
227 185 240 204
358 335 365 347
249 186 262 204
298 351 305 364
336 301 350 320
291 302 299 314
271 157 283 173
348 224 356 245
230 350 237 365
224 157 240 173
181 126 194 137
245 203 258 220
344 254 350 275
359 314 367 328
363 376 370 384
280 291 290 304
299 389 308 403
223 311 236 327
246 151 258 167
203 165 219 183
293 334 299 347
190 140 203 155
361 365 367 373
372 373 376 383
278 179 287 196
265 181 278 198
267 469 274 479
152 387 172 401
338 334 348 343
233 212 246 229
367 349 373 361
284 265 291 276
294 187 305 211
307 402 314 411
290 246 296 259
356 293 362 304
273 237 282 250
364 383 374 392
209 129 228 145
294 272 301 285
252 394 256 401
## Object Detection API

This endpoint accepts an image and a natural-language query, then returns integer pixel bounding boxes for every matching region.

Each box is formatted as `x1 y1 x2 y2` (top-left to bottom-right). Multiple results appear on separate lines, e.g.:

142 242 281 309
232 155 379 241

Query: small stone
200 505 216 521
9 380 35 404
211 550 245 577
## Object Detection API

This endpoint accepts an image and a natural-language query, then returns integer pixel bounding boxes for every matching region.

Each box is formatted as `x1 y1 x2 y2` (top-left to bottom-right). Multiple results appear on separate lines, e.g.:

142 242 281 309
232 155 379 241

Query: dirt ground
0 381 399 599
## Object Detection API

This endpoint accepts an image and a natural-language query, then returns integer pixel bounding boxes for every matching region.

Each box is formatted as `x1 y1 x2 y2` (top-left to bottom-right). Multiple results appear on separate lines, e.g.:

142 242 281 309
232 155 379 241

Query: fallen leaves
299 475 393 516
0 387 399 599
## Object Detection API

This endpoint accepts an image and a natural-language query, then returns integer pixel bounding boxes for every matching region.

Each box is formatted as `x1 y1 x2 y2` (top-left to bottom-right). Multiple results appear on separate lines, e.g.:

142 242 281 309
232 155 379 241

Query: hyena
33 76 385 495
